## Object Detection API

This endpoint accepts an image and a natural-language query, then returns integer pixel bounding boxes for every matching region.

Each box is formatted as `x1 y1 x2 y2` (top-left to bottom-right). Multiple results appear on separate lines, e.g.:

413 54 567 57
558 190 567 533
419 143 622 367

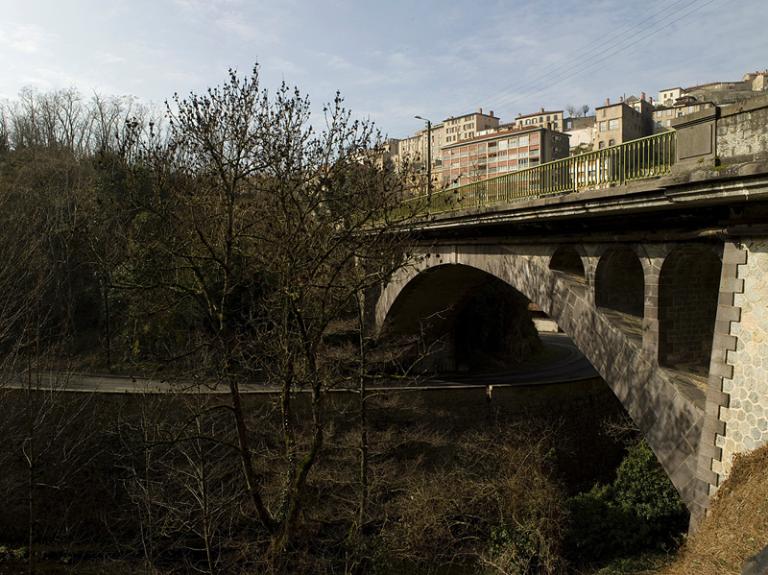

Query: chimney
540 106 545 113
619 96 624 103
478 107 483 114
605 97 610 106
641 91 646 101
489 110 494 117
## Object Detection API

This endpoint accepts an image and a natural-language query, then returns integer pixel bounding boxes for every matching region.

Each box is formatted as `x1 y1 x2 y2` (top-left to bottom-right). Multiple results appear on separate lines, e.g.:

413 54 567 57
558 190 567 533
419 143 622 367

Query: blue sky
0 0 765 138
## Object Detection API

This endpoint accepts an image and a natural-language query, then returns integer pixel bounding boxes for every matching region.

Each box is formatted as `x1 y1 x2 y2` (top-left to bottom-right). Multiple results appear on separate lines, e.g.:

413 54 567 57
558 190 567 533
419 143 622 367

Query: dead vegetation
659 445 768 575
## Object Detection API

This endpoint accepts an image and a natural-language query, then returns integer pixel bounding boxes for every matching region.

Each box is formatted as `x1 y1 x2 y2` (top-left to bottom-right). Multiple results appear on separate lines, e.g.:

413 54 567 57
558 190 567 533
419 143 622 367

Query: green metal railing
391 130 676 220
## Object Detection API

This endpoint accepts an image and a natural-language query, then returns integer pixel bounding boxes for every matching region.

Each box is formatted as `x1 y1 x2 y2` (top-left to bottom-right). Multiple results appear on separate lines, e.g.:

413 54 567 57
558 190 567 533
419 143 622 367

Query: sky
0 0 766 138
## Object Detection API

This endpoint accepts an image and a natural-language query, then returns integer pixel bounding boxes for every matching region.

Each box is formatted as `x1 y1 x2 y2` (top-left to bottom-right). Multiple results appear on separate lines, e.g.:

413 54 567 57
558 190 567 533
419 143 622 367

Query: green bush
613 440 688 532
565 442 688 563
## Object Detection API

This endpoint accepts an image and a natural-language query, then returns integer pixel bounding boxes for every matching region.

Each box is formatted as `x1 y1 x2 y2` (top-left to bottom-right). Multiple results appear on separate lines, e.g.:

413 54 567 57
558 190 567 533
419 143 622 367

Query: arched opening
659 246 721 375
549 246 586 280
595 247 645 317
594 247 645 342
382 264 542 372
453 280 541 371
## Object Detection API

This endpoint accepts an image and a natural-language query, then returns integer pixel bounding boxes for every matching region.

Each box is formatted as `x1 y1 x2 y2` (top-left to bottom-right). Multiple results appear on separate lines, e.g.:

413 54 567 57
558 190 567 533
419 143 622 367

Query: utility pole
414 115 432 194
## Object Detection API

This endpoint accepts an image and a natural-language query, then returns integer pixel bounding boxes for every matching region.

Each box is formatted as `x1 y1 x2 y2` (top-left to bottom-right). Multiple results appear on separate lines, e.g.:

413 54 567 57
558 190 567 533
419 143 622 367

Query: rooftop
442 124 564 149
516 108 563 119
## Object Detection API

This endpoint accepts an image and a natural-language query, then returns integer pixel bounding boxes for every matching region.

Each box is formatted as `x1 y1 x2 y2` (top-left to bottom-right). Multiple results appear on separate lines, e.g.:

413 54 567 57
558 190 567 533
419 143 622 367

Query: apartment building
594 96 654 150
442 126 570 187
658 70 768 108
443 109 500 145
658 87 683 107
515 108 564 131
563 116 596 153
653 99 714 131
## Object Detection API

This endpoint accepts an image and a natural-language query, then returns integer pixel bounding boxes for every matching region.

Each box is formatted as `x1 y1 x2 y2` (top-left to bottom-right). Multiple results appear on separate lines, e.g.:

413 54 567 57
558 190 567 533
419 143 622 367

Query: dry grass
659 445 768 575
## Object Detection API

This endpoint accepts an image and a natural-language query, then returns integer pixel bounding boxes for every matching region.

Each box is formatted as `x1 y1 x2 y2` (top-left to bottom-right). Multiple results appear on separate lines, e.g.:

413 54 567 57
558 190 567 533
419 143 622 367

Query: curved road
2 334 597 394
427 333 598 388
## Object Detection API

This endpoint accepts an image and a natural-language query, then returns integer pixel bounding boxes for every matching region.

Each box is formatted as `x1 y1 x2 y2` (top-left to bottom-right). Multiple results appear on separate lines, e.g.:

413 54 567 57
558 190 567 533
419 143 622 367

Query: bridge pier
701 241 768 502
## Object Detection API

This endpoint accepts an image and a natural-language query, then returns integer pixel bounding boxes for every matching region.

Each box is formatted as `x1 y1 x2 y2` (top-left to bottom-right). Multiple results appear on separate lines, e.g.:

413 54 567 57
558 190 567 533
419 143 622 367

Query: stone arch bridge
374 97 768 524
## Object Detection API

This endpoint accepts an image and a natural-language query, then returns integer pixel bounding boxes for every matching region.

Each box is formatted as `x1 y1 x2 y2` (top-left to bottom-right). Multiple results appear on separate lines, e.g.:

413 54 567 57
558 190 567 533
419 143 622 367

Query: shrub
565 442 688 564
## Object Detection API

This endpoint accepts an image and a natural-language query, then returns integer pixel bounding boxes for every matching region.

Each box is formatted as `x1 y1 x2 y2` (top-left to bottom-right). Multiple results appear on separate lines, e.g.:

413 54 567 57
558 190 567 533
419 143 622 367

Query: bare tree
115 65 418 566
566 104 591 118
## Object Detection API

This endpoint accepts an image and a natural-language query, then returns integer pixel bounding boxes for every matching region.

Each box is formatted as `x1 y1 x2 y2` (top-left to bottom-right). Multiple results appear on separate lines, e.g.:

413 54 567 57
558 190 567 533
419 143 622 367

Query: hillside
660 445 768 575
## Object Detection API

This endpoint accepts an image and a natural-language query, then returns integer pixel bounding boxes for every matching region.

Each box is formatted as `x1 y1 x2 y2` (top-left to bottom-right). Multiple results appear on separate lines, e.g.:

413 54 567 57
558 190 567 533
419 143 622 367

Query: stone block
697 441 722 461
713 333 738 352
702 417 726 436
720 277 746 294
710 362 735 379
722 245 748 266
717 304 742 323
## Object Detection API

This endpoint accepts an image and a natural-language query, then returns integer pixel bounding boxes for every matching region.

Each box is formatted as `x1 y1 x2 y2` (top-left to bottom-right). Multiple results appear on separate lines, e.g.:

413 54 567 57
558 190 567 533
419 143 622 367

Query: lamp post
414 115 432 194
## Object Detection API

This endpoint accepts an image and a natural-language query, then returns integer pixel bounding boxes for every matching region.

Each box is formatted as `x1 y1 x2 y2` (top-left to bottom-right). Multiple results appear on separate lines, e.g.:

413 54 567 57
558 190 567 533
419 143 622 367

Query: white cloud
0 23 50 54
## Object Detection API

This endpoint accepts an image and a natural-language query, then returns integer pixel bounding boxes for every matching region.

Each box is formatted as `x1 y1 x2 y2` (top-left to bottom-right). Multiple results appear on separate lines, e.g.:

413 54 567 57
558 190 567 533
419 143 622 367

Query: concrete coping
719 92 768 118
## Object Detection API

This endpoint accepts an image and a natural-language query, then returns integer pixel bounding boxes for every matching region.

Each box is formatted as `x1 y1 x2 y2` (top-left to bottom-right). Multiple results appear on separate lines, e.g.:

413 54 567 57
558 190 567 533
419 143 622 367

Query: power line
483 0 720 115
477 0 701 113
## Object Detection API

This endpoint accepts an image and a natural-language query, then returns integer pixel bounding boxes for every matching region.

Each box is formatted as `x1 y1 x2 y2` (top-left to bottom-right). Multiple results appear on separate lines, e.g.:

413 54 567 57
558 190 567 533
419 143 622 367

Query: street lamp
414 115 432 194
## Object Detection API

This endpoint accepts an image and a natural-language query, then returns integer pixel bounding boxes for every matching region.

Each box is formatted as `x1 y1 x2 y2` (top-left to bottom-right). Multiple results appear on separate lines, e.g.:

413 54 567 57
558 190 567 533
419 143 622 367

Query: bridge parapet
392 94 768 223
673 93 768 173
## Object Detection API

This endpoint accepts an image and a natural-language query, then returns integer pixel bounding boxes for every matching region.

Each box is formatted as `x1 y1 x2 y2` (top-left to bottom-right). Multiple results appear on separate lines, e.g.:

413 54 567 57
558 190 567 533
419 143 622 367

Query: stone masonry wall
717 95 768 163
713 239 768 481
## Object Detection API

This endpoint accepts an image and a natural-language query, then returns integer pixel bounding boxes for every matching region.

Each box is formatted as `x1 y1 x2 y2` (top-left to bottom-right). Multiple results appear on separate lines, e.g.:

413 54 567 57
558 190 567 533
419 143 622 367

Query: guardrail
392 130 676 219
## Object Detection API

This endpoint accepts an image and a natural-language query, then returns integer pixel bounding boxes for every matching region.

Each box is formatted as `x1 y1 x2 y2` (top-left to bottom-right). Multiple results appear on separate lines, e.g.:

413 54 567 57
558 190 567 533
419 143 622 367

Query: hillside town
386 68 768 188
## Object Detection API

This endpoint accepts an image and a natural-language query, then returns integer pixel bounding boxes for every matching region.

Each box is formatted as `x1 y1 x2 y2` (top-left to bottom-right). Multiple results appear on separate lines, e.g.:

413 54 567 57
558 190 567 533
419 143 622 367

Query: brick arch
376 244 708 516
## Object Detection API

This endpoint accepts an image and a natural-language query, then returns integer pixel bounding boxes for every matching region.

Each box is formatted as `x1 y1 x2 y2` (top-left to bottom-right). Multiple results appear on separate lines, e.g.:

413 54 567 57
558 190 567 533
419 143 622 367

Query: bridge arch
377 245 708 515
595 247 645 318
659 245 722 375
549 245 586 281
383 264 541 371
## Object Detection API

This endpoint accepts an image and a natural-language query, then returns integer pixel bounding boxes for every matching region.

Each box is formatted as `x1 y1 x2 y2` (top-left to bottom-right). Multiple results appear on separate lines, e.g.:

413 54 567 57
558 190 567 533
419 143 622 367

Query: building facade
443 109 500 145
441 126 570 186
563 115 596 153
515 108 564 131
594 96 654 150
653 100 715 131
658 87 683 107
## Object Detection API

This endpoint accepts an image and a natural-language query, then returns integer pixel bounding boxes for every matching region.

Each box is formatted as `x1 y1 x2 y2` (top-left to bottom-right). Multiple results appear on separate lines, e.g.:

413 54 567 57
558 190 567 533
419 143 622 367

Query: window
608 139 615 146
599 121 607 132
608 119 619 130
518 135 529 146
498 140 508 150
598 141 605 149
